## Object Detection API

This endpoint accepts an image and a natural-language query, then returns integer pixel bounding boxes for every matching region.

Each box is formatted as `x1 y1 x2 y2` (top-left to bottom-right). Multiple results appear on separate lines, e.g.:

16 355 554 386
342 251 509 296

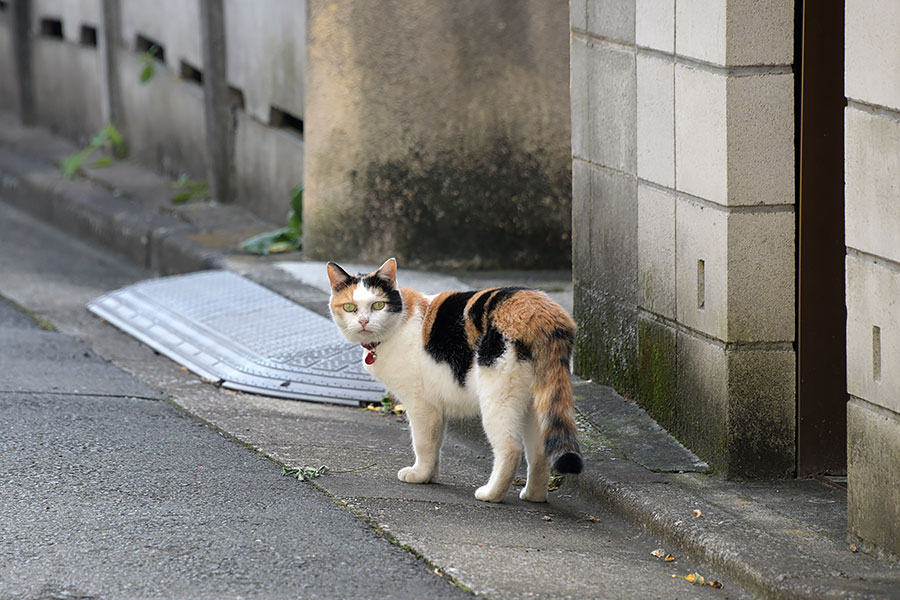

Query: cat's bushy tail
532 326 583 474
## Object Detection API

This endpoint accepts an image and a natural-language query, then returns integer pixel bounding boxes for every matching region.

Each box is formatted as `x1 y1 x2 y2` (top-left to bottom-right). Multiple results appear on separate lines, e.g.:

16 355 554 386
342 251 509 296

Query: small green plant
138 45 160 84
170 174 210 204
240 184 302 255
281 462 376 482
60 124 125 178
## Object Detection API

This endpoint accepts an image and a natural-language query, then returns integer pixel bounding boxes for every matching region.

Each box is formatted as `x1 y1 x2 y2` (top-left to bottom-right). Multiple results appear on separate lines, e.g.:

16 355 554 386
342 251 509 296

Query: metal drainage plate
87 270 384 406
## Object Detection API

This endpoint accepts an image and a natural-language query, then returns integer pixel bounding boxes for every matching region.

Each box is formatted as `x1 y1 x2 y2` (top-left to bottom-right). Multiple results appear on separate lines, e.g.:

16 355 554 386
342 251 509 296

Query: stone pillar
99 0 124 148
303 0 572 270
844 0 900 560
571 0 796 478
199 0 234 204
10 0 34 124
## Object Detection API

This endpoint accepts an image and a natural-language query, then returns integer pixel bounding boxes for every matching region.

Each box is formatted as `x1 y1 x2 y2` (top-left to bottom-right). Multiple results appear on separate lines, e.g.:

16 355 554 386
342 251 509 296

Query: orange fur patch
464 289 497 347
491 290 576 345
329 284 357 314
400 288 428 323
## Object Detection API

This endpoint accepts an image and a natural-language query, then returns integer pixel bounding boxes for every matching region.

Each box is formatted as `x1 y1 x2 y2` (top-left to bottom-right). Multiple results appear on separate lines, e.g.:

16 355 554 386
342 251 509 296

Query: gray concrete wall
844 0 900 560
26 0 104 142
0 0 305 224
303 0 572 270
570 0 796 478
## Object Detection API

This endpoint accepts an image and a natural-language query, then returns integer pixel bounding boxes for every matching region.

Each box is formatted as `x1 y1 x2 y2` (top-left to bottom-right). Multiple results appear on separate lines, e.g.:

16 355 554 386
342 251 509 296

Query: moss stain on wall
329 139 573 270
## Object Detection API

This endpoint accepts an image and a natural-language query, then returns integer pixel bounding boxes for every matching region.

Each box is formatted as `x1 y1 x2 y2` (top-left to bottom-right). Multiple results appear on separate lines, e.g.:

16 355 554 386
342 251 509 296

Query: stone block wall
571 0 796 477
844 0 900 559
0 0 305 224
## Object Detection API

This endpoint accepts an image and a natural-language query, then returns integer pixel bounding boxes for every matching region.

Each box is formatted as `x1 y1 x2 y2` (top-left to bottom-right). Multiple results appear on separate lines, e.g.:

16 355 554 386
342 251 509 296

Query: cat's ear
326 262 354 292
374 257 398 289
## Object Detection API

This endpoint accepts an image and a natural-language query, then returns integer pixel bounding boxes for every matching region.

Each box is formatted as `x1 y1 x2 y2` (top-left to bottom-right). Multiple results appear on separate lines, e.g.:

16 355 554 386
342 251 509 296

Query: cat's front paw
474 484 506 503
397 466 432 484
519 487 547 503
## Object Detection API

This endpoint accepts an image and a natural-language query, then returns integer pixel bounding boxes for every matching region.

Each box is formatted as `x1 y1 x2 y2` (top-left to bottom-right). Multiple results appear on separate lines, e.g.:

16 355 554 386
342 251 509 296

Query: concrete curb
0 148 225 276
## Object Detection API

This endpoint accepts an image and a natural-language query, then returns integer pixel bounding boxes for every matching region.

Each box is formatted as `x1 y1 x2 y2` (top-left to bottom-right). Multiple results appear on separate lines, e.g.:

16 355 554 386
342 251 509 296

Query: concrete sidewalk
2 111 899 598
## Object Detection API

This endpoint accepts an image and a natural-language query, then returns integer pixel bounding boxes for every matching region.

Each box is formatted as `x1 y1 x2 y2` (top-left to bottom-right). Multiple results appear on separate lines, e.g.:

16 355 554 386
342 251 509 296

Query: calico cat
326 258 583 503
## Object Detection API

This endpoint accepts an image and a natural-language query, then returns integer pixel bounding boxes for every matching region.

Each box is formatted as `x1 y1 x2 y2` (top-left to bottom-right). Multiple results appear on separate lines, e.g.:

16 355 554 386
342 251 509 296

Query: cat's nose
358 316 369 327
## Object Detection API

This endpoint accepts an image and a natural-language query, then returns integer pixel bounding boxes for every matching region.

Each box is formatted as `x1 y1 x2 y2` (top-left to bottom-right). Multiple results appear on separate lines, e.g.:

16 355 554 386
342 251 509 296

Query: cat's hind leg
474 361 531 502
520 407 550 502
398 401 445 484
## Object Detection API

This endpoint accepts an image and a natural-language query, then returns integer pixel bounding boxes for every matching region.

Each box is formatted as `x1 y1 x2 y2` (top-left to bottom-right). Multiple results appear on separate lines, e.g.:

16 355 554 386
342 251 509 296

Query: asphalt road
0 207 467 599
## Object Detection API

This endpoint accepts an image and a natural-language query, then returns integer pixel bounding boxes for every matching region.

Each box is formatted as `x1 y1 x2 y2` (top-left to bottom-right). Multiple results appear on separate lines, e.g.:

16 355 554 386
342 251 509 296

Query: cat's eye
342 302 357 312
372 301 386 310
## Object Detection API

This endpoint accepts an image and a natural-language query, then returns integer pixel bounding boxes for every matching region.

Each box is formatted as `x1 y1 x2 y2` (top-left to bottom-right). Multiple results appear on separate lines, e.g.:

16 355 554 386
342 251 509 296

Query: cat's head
326 258 404 344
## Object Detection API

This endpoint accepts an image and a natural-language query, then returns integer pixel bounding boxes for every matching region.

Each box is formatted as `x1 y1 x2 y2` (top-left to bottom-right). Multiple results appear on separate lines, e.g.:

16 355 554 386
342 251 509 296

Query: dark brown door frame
797 0 847 477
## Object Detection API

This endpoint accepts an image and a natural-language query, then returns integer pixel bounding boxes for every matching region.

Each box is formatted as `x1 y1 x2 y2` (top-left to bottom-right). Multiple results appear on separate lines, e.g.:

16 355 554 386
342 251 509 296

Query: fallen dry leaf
850 543 858 553
684 573 706 585
651 548 675 561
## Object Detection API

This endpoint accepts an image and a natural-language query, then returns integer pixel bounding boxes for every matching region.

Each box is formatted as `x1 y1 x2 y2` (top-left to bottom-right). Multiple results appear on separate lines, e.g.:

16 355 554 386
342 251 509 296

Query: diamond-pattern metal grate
87 270 384 406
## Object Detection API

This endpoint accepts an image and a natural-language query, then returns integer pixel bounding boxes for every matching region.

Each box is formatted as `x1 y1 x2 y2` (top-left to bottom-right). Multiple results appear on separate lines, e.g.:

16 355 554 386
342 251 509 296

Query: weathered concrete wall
303 0 572 269
844 0 900 559
26 0 104 142
571 0 796 478
0 0 305 225
115 1 207 179
225 0 305 222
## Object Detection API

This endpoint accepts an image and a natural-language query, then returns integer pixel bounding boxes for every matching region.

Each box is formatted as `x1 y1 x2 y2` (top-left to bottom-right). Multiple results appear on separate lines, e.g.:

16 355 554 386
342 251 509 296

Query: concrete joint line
638 179 795 214
0 390 161 402
847 247 900 273
636 307 794 351
571 30 636 55
638 48 793 78
572 157 638 182
846 98 900 123
849 395 900 423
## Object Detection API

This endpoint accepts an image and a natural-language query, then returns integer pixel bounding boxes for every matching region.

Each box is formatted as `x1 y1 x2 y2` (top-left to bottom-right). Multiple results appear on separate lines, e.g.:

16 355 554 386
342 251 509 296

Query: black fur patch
361 274 403 313
384 288 403 313
551 326 575 348
553 452 584 474
476 325 506 367
331 275 360 293
467 290 495 333
425 291 477 386
514 340 532 361
545 413 582 472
